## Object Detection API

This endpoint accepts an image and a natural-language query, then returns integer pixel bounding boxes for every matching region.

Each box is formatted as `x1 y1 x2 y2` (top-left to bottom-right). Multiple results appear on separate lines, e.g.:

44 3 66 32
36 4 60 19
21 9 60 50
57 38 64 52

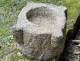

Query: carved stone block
12 2 67 61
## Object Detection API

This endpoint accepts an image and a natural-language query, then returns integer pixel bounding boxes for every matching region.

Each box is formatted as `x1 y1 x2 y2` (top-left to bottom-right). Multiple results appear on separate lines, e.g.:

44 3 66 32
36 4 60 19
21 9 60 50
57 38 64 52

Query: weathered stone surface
12 2 67 61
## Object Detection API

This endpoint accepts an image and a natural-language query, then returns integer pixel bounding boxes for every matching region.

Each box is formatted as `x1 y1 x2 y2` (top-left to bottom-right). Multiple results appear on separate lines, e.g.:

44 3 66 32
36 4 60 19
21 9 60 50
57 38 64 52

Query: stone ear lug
12 25 24 45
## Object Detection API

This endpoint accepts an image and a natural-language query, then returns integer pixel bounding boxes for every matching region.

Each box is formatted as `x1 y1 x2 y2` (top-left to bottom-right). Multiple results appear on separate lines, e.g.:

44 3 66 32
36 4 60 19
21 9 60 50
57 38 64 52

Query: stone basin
12 2 67 61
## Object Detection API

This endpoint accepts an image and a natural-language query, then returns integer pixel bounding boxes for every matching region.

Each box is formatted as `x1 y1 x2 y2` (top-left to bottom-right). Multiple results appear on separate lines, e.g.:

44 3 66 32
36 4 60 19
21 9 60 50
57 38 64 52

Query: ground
0 0 80 61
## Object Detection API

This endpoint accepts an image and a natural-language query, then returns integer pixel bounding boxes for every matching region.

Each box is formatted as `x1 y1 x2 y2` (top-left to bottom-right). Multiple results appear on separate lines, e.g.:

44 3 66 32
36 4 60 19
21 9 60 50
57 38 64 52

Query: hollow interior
26 7 56 33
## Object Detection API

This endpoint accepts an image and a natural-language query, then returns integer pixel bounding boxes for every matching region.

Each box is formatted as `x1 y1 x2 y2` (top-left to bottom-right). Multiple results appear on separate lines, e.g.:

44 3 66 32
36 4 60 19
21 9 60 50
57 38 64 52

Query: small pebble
17 52 23 56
